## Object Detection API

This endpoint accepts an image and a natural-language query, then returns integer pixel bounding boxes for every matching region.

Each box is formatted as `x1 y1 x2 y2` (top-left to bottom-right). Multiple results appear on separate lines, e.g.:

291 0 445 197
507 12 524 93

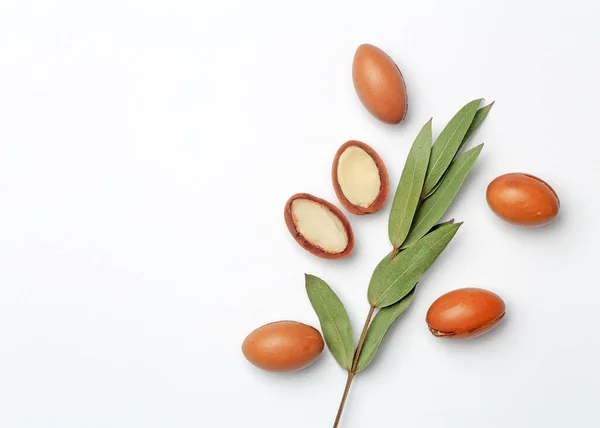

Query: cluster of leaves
306 99 492 373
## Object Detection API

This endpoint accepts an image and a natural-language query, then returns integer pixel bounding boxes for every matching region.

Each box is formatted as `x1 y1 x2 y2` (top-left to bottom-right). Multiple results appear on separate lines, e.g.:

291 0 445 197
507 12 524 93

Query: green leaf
460 102 494 150
422 99 481 195
401 144 483 249
305 274 354 370
424 172 444 199
368 222 462 308
428 218 456 232
356 289 415 373
424 103 492 199
388 119 432 249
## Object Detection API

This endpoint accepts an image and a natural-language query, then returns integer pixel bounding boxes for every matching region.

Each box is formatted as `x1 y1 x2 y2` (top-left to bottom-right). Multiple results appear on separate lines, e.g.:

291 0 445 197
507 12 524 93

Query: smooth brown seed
486 173 559 226
242 321 325 372
426 288 505 339
352 44 408 124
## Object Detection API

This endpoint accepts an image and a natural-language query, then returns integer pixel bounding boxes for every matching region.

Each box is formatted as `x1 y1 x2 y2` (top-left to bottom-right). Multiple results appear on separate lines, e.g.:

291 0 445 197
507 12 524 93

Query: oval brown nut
426 288 505 339
352 43 408 124
332 140 389 215
486 173 559 226
242 321 324 372
284 193 354 259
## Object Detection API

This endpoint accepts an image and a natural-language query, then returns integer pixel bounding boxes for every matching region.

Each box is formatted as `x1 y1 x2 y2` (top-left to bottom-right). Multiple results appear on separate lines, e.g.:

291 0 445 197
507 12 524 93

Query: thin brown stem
333 372 354 428
351 305 376 373
333 305 376 428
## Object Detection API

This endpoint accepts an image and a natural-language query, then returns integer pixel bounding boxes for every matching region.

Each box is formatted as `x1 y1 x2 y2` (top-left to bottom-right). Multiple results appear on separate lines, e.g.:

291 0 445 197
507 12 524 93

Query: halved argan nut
284 193 354 259
332 140 389 215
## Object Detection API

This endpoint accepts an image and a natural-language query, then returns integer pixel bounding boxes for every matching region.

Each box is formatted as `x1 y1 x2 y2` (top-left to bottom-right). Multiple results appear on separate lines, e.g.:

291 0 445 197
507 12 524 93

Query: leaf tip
304 273 313 286
421 117 433 133
467 98 483 107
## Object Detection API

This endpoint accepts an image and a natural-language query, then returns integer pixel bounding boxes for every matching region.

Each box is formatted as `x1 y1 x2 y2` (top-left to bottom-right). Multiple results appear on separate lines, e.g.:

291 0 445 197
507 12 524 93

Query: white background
0 1 598 427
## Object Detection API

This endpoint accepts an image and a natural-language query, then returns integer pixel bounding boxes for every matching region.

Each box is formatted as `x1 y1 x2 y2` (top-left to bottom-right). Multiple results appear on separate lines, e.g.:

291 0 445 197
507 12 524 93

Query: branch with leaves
305 99 493 427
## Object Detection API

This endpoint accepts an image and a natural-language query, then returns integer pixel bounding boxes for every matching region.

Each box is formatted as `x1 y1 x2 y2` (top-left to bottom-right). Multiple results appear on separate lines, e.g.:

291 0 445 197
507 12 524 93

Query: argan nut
242 321 325 372
486 173 560 226
284 193 354 259
332 140 389 215
352 43 408 124
426 288 505 339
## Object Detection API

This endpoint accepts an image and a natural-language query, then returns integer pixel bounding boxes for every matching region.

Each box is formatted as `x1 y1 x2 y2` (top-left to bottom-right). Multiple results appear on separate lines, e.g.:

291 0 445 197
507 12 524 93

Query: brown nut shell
426 288 505 339
352 43 408 124
284 193 354 259
242 321 324 372
332 140 389 215
486 173 559 226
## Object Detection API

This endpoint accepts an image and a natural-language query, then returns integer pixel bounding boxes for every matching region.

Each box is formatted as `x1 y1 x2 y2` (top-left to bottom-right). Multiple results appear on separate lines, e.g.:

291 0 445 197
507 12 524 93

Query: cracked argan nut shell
426 288 505 339
284 193 354 260
332 140 389 215
242 321 324 372
352 43 408 124
486 173 560 226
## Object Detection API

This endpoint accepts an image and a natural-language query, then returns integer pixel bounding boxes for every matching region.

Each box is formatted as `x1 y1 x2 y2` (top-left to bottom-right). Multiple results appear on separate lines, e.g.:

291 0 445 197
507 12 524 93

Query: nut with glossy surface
284 193 354 259
332 140 389 215
426 288 505 339
242 321 324 372
486 173 559 226
352 44 408 124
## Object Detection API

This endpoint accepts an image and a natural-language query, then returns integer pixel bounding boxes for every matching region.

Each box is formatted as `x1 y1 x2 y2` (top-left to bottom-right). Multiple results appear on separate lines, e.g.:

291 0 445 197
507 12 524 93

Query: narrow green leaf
401 144 483 249
424 173 444 199
422 99 481 195
424 103 492 199
428 218 456 232
388 120 432 249
305 274 354 370
368 222 461 308
460 102 494 150
356 289 415 373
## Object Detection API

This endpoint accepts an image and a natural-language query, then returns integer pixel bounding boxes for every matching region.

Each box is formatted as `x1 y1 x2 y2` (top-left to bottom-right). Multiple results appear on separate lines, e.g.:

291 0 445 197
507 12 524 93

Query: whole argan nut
352 43 408 124
426 288 505 339
486 173 560 226
332 140 389 215
284 193 354 259
242 321 324 372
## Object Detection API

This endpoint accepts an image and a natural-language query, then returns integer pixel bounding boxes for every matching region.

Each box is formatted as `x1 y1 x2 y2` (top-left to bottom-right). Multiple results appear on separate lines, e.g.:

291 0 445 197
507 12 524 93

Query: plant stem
351 305 376 373
333 305 376 428
333 372 354 428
